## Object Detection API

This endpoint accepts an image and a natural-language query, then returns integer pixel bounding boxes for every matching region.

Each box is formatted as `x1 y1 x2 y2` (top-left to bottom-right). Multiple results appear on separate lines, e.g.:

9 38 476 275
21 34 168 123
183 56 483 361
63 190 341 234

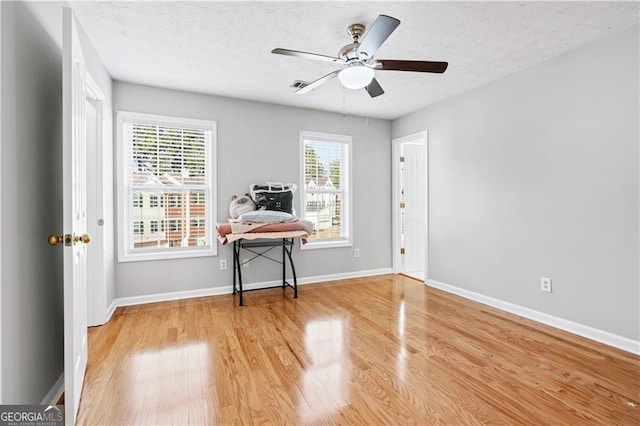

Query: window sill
300 239 352 250
118 246 216 263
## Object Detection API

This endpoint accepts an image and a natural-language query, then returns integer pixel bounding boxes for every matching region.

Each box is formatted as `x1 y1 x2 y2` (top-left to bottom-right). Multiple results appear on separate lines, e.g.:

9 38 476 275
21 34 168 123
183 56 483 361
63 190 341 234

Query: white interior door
62 8 90 425
402 142 426 276
393 132 428 281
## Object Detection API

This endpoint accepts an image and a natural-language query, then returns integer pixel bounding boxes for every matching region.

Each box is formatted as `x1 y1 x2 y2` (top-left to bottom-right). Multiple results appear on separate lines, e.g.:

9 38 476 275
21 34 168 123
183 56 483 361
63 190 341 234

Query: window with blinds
117 111 217 262
300 131 352 249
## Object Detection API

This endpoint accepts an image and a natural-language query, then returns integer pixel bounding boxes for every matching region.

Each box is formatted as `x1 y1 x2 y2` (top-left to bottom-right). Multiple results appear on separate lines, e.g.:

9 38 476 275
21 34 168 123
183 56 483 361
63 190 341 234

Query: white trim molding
111 268 393 309
427 279 640 355
113 285 231 309
41 374 64 405
105 299 118 324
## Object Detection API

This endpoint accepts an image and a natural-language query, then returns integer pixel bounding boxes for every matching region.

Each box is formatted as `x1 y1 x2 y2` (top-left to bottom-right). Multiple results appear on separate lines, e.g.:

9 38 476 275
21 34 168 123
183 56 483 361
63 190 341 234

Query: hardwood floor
77 274 639 425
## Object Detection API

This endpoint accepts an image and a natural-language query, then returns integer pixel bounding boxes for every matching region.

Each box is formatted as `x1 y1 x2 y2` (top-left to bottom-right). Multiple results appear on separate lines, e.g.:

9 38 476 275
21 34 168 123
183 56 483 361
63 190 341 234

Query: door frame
392 131 429 278
85 94 106 327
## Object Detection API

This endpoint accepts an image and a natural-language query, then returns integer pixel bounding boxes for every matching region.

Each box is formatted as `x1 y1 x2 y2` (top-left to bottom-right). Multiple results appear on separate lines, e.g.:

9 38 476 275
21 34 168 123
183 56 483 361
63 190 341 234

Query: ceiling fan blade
365 78 384 98
374 60 448 73
271 48 344 64
295 70 341 94
356 15 400 58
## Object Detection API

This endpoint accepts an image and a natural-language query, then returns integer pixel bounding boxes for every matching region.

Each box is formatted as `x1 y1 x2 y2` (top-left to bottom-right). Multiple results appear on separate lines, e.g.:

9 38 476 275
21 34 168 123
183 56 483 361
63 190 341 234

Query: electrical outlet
219 259 227 270
541 277 552 293
354 248 360 258
242 258 249 268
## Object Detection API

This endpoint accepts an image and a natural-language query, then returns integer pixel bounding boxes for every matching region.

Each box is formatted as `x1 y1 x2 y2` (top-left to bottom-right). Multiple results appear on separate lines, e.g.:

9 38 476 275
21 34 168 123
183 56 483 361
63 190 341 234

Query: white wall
0 0 113 403
113 82 392 299
392 25 639 342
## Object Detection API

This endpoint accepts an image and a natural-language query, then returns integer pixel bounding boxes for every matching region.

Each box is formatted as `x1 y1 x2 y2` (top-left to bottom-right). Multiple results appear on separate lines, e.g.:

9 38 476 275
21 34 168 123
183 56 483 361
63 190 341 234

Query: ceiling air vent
290 80 309 89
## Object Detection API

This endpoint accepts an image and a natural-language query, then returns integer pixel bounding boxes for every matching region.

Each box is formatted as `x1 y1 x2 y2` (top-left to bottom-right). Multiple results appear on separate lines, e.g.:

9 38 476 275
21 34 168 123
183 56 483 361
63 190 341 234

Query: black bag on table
250 182 297 214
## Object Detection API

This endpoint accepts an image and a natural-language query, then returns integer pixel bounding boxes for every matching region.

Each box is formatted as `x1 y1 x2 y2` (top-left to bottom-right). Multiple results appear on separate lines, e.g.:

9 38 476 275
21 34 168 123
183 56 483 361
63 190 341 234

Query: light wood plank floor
77 274 639 425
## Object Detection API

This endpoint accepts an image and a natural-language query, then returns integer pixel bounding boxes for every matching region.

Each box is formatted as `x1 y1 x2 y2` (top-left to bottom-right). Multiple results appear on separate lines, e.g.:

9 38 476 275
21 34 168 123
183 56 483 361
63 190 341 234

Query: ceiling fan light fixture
338 64 374 90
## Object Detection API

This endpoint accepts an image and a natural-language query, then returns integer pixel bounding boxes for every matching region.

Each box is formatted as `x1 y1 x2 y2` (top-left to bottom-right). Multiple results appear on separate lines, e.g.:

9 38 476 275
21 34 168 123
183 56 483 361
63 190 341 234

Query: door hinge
400 202 405 209
400 248 405 255
400 156 405 162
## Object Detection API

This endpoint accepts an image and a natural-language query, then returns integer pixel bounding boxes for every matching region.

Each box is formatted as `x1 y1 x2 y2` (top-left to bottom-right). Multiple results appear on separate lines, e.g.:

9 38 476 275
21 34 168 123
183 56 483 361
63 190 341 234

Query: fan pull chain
342 85 346 118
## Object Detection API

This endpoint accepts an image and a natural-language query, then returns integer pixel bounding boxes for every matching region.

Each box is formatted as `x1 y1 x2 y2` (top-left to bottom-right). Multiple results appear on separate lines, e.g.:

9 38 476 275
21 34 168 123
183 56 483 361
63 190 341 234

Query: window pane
306 192 343 240
129 190 209 250
132 193 143 207
149 194 163 208
168 193 181 208
304 140 345 190
133 221 144 234
190 192 205 204
301 133 350 245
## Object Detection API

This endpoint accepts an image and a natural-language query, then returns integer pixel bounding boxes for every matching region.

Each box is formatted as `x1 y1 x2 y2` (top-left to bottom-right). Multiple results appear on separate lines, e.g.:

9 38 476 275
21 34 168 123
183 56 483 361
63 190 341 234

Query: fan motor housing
339 42 360 61
340 23 366 61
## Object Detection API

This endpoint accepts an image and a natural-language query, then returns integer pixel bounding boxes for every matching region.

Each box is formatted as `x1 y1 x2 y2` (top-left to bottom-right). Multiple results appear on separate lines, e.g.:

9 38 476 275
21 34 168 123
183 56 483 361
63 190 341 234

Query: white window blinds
124 123 209 187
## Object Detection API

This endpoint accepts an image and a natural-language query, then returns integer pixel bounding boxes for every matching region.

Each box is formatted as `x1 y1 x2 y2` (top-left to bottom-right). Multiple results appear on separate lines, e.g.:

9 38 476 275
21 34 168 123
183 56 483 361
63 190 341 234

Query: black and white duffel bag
249 182 297 214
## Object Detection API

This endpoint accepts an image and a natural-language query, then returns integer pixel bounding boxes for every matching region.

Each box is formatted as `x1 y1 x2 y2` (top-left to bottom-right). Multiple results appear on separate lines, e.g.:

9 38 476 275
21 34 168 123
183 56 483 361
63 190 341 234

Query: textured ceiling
69 1 639 120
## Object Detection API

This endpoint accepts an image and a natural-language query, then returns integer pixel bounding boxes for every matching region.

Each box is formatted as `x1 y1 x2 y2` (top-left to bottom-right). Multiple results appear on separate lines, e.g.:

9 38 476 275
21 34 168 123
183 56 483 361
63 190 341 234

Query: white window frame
117 111 217 262
300 131 352 250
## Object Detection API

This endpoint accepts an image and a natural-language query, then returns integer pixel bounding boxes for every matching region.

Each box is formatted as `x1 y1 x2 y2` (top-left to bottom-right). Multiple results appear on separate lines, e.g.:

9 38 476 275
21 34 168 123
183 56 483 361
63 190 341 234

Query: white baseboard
105 299 118 323
427 279 640 355
297 268 393 285
112 268 394 309
41 373 64 405
114 285 231 308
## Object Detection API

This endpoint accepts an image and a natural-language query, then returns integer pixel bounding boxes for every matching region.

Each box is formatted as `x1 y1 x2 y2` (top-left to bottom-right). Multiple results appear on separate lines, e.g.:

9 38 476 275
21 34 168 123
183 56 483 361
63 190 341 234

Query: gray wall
0 0 113 403
113 82 392 298
1 1 64 403
392 25 639 341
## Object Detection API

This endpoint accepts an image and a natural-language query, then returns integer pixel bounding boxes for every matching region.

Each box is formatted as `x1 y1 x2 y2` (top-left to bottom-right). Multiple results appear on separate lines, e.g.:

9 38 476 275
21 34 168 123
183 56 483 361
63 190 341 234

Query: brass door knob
74 233 91 245
48 234 64 246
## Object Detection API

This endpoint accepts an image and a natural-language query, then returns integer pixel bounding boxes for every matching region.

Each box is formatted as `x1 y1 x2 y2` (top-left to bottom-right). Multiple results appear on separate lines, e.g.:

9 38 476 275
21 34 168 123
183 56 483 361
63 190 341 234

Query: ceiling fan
271 15 448 98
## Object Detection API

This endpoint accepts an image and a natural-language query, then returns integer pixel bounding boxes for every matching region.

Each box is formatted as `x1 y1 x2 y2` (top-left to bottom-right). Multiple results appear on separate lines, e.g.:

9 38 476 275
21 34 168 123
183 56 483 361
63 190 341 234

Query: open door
402 141 426 278
58 8 92 425
392 132 428 281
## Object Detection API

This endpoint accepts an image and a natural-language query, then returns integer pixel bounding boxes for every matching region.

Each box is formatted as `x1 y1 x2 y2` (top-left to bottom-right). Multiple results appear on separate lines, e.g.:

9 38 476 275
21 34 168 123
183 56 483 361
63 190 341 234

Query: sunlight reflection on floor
302 318 349 422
